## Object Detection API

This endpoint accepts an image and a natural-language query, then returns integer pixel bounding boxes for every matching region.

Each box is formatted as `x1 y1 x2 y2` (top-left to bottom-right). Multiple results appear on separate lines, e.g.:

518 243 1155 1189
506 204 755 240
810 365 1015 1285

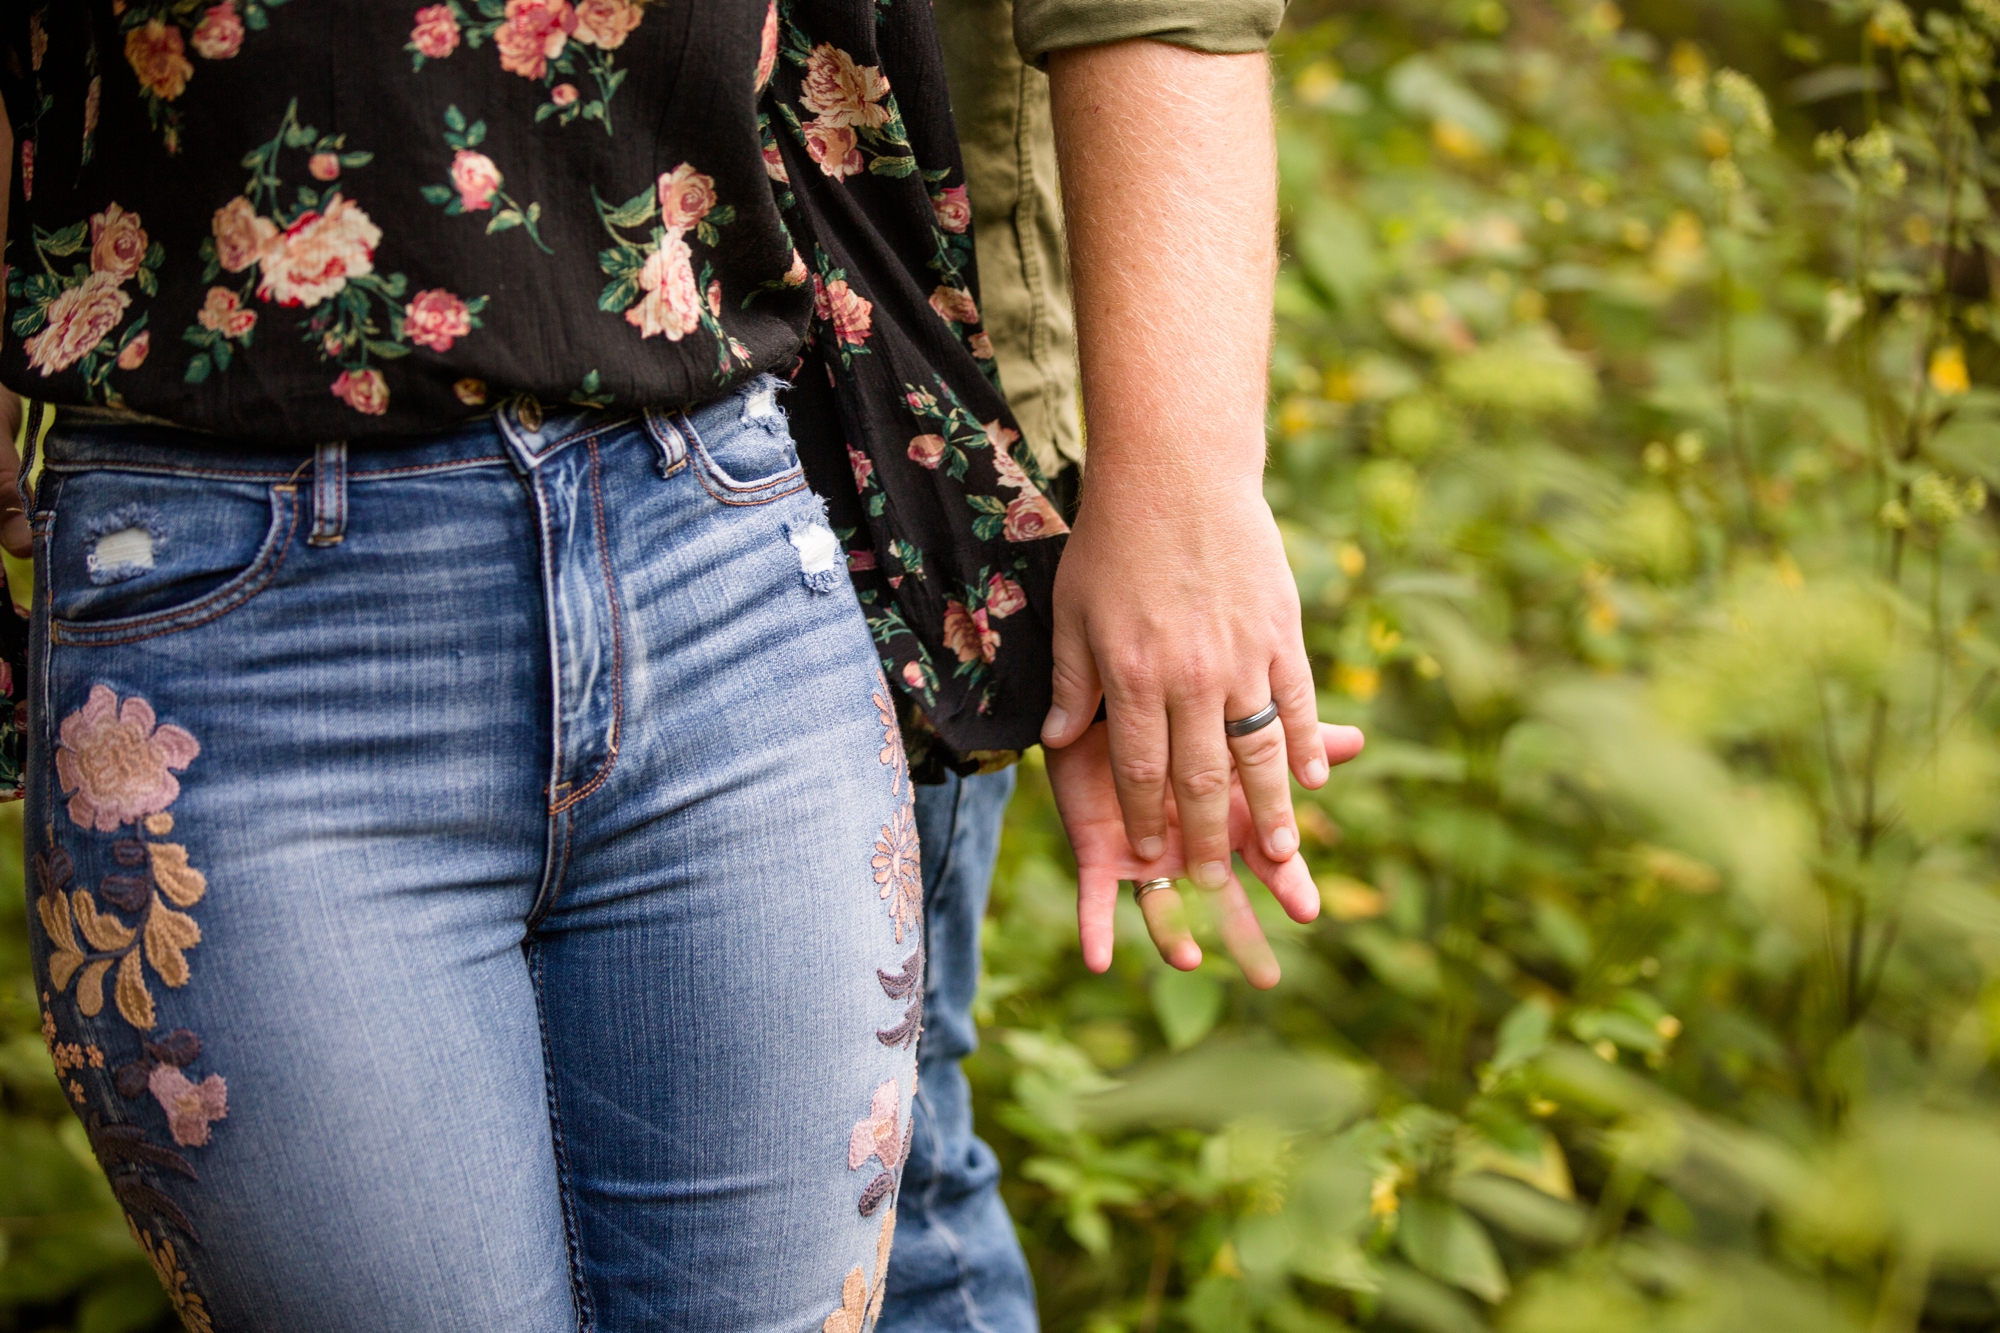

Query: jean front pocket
45 469 303 646
684 377 808 505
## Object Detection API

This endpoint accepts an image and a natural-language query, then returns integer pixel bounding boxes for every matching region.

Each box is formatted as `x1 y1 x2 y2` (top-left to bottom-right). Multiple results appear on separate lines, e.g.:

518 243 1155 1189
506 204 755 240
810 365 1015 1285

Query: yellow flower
1929 345 1971 397
1334 663 1381 701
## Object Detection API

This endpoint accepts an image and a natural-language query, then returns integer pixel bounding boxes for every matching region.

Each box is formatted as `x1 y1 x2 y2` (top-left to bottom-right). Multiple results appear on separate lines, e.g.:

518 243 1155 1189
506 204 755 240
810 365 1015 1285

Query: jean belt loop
309 440 348 547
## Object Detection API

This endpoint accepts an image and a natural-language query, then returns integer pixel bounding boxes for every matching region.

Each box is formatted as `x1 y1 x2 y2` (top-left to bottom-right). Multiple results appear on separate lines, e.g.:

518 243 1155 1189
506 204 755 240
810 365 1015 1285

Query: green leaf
340 151 374 168
465 121 486 147
421 184 454 205
297 186 320 209
486 211 523 234
40 222 88 256
1149 967 1223 1051
1396 1198 1509 1303
185 354 213 384
1490 999 1553 1075
444 104 467 133
211 339 232 371
597 276 639 314
535 101 559 123
599 187 657 230
867 155 918 179
365 339 411 360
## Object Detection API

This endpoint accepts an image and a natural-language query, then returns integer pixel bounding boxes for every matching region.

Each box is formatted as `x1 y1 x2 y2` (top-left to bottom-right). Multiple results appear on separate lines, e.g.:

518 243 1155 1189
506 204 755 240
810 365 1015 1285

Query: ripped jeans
23 380 921 1332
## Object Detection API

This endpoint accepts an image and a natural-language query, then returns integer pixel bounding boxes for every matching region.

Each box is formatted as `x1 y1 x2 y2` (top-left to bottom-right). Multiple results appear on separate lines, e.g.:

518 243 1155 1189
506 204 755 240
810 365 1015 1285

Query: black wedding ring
1224 700 1281 738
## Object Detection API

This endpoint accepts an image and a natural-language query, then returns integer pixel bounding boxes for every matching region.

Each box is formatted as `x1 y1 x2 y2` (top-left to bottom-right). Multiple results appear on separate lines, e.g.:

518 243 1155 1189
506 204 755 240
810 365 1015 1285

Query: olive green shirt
935 0 1287 479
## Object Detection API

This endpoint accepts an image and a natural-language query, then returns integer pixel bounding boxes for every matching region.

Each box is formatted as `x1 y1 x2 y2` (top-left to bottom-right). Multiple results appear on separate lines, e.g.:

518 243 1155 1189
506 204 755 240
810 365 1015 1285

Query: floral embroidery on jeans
131 1220 215 1333
872 684 905 798
870 805 920 944
875 949 920 1050
41 689 215 1034
822 1206 897 1333
847 1077 910 1219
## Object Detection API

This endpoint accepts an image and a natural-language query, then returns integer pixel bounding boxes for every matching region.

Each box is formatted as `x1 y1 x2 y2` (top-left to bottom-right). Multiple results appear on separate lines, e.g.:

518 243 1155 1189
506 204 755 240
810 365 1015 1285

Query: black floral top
0 0 1069 778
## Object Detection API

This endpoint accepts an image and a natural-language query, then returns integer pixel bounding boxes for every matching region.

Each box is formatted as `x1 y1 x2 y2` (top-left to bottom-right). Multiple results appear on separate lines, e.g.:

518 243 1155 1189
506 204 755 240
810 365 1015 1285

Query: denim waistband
36 385 765 482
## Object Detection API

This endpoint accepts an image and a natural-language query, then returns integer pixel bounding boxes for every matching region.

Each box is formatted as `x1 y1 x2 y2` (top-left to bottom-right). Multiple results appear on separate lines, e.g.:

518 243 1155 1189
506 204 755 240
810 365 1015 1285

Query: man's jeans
24 382 920 1331
882 768 1039 1332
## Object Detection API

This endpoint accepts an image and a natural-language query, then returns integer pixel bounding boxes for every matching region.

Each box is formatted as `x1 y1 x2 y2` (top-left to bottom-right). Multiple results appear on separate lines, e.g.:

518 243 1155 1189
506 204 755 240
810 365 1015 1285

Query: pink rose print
785 250 809 286
54 686 200 832
986 573 1027 619
331 368 390 415
656 163 717 232
83 75 101 143
969 331 994 359
88 204 150 282
308 152 341 182
197 287 257 337
572 0 642 49
24 275 131 377
551 82 579 106
847 443 874 490
403 289 472 352
929 285 979 326
848 1079 908 1171
755 2 779 91
626 232 701 341
802 121 863 181
812 275 873 347
148 1065 228 1148
943 600 1000 664
901 661 926 690
762 141 790 185
848 548 877 572
124 20 192 102
454 378 488 406
450 149 503 211
932 185 971 234
117 330 151 370
801 44 892 130
410 4 462 59
257 195 381 308
907 434 946 470
210 196 276 274
706 280 722 318
495 0 575 80
1002 492 1064 543
190 1 244 60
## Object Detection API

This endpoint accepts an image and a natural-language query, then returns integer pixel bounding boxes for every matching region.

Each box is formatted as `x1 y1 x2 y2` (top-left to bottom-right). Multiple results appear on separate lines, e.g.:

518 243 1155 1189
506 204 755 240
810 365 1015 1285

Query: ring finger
1225 680 1298 865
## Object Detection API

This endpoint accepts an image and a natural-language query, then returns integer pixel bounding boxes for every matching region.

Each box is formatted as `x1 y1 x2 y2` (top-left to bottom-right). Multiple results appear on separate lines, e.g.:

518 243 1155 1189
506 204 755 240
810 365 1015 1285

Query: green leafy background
10 1 2000 1329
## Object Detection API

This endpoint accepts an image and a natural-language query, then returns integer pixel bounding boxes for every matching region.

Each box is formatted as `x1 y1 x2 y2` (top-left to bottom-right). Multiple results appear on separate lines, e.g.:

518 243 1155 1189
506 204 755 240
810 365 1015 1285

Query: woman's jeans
883 767 1039 1333
24 382 922 1332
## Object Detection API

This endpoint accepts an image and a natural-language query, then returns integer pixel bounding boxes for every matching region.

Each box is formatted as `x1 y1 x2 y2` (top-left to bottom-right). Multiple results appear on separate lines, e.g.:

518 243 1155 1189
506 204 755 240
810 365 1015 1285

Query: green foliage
978 3 2000 1331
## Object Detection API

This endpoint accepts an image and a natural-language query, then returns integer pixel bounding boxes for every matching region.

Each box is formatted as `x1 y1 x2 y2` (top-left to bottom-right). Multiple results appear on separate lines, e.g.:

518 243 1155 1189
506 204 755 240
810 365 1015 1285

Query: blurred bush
975 2 2000 1331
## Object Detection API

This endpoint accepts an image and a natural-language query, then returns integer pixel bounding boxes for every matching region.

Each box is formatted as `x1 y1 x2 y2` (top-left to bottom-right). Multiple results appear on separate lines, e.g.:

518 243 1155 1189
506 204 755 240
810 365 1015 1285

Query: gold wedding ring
1134 878 1175 903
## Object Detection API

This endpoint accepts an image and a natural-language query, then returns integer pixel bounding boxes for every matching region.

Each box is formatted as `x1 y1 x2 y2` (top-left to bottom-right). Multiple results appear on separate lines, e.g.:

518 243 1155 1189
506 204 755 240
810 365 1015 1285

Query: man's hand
1047 720 1364 989
1041 41 1319 886
0 387 27 559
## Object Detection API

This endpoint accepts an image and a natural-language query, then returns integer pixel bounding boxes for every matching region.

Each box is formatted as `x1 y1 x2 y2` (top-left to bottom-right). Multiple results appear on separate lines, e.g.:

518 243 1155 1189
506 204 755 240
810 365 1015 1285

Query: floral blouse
0 0 1069 779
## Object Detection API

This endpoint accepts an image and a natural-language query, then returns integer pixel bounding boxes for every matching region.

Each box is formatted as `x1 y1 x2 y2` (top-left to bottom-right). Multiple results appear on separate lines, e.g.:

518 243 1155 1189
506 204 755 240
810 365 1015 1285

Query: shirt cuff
1014 0 1288 66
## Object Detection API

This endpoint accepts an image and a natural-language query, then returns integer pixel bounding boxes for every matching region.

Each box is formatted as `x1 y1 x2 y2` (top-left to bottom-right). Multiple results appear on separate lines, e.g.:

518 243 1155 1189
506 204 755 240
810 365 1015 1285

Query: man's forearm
1048 40 1276 495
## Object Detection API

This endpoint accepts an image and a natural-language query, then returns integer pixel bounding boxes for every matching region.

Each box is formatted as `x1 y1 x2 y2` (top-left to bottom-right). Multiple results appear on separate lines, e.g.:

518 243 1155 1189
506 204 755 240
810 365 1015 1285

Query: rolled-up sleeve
1013 0 1288 65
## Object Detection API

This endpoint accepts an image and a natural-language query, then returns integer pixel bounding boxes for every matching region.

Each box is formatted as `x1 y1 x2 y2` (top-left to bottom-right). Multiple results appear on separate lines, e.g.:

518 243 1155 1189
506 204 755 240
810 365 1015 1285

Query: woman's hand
1046 719 1365 989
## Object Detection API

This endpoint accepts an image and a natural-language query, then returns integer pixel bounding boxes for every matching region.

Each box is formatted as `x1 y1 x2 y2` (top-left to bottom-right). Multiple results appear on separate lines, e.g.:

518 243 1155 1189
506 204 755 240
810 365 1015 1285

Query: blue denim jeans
24 382 922 1332
881 768 1038 1333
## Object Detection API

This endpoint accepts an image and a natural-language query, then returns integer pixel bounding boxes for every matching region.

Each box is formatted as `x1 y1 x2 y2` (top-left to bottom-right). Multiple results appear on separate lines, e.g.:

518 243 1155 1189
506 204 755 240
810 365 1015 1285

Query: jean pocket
45 470 302 645
685 379 807 502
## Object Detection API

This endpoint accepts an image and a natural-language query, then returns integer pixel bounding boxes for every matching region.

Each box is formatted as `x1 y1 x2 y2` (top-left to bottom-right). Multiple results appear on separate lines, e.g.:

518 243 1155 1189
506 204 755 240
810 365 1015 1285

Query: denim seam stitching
528 933 597 1333
42 456 512 481
49 486 301 646
547 438 623 815
676 406 810 498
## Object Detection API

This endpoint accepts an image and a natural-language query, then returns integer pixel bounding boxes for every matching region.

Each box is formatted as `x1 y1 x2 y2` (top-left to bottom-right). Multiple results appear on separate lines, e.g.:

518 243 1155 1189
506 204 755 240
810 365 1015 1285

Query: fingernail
1137 836 1164 861
1041 707 1069 742
1196 860 1228 889
1307 758 1329 785
1269 826 1298 857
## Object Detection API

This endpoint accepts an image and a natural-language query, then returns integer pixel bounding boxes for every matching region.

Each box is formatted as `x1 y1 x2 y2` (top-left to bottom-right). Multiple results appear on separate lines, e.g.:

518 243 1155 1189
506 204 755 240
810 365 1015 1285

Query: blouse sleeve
1012 0 1288 67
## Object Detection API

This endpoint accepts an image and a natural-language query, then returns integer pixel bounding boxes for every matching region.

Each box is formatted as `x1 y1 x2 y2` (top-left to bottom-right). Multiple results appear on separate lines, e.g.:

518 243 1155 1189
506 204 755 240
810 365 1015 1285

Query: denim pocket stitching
679 408 808 496
51 485 302 646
